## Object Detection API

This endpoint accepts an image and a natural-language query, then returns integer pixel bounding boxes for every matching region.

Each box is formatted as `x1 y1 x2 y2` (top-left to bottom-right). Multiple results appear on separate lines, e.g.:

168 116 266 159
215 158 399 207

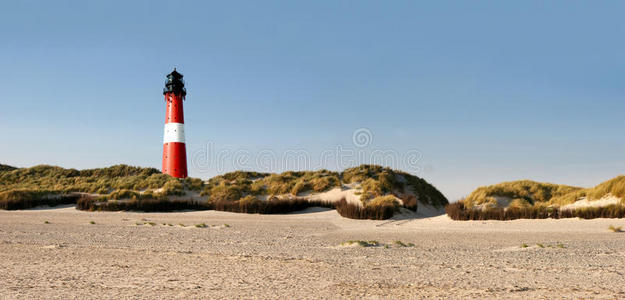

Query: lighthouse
162 68 188 178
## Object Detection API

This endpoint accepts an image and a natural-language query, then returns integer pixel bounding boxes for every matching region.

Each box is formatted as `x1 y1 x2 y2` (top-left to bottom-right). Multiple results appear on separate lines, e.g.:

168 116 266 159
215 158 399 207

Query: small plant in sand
147 222 156 226
394 240 415 247
89 221 95 224
341 240 380 247
167 223 173 226
44 221 50 224
178 223 186 227
520 243 528 248
195 223 208 228
135 222 142 226
224 223 230 228
556 243 566 249
608 225 623 232
536 243 544 248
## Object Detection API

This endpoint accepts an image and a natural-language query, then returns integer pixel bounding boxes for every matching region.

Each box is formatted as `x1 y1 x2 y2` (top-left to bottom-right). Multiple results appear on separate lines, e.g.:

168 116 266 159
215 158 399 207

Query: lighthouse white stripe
163 123 185 143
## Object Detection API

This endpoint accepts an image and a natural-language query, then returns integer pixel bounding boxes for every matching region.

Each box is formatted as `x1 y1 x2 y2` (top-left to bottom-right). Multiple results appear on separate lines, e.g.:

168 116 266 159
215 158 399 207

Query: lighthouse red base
162 142 187 178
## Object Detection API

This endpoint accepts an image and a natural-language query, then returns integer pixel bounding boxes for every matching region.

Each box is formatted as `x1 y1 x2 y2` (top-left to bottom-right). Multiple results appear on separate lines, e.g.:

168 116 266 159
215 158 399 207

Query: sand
562 194 622 210
1 206 625 299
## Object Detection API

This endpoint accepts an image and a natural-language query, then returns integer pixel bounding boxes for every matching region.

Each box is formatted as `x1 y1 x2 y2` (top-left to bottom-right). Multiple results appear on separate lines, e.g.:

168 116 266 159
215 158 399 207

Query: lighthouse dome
163 68 187 96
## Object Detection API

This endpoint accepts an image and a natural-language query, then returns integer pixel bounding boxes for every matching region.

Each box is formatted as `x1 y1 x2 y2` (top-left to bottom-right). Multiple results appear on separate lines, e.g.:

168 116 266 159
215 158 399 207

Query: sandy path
1 207 625 299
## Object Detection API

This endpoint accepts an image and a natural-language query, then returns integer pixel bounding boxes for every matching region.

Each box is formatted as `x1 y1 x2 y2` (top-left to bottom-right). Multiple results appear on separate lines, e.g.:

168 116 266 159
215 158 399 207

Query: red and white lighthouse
162 68 188 178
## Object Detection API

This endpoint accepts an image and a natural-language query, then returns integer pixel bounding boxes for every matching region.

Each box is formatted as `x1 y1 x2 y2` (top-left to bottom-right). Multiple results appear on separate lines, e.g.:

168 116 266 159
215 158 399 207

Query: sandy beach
1 207 625 299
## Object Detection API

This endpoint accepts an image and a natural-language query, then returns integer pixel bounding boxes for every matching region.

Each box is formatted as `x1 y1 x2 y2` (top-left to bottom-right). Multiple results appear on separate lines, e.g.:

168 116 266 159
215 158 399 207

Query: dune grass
0 164 203 203
0 190 83 210
446 201 625 220
202 169 342 201
393 240 415 247
0 164 17 172
463 180 582 208
609 225 623 232
342 165 447 207
462 176 625 210
450 175 625 220
78 194 400 220
1 163 446 220
202 164 448 210
341 240 380 247
550 176 625 206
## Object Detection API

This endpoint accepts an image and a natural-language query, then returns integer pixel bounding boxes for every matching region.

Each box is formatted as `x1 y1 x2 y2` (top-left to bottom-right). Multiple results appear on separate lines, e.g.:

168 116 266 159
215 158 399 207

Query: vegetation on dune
446 201 625 220
462 176 625 211
0 164 17 172
0 164 204 209
78 194 398 220
0 163 446 219
451 176 625 220
335 198 396 220
201 164 448 210
202 169 341 202
549 176 625 206
341 240 380 247
0 164 203 196
342 165 448 207
462 180 582 208
0 190 82 210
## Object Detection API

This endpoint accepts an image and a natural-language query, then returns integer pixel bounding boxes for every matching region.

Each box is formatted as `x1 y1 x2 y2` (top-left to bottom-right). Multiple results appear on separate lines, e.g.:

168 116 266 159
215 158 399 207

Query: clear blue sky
1 1 624 200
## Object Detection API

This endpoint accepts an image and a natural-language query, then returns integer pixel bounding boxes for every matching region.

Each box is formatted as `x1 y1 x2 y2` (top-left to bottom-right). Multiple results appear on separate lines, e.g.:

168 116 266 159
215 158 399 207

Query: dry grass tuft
393 240 415 247
341 240 380 247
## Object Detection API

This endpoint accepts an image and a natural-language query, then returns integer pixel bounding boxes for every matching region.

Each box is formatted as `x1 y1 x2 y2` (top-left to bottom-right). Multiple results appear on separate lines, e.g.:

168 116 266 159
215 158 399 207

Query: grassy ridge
549 176 625 206
462 176 625 210
450 176 625 220
202 165 448 208
201 169 341 201
0 164 17 172
0 164 203 195
0 163 445 219
463 180 582 209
